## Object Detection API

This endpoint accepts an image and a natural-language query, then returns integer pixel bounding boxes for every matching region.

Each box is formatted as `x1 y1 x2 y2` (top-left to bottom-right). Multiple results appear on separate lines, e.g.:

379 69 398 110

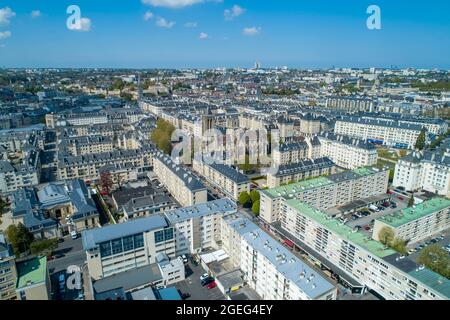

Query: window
99 242 112 257
111 239 123 255
122 236 134 252
134 234 144 248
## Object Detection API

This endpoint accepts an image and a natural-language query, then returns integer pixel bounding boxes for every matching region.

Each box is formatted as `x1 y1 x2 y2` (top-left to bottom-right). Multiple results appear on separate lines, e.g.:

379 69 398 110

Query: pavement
48 237 88 300
175 260 226 301
0 210 13 233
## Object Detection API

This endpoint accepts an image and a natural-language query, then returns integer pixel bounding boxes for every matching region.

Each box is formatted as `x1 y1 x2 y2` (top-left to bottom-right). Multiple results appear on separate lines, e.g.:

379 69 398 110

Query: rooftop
376 197 450 228
16 256 47 289
165 198 236 224
285 200 396 258
82 215 168 250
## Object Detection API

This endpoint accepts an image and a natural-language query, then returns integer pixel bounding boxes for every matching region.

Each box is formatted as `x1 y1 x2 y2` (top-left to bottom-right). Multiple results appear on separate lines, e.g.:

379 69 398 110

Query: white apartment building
267 157 336 188
317 133 378 169
220 212 338 300
373 197 450 244
260 167 389 224
280 199 450 300
192 159 250 201
393 151 450 197
335 116 426 149
164 198 237 255
82 215 176 280
272 138 321 166
0 149 41 194
59 135 115 156
153 152 208 207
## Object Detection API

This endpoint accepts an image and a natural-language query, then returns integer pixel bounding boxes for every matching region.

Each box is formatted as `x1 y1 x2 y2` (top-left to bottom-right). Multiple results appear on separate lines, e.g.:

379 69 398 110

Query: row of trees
151 119 176 155
239 190 260 216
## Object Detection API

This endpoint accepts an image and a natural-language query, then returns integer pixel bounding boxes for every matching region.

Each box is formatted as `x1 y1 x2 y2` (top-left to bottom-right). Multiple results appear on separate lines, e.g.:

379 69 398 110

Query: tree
390 238 408 255
30 239 58 256
252 200 261 216
239 192 252 208
408 194 415 208
100 171 113 195
249 190 260 203
6 223 34 256
414 128 427 151
378 226 395 246
417 245 450 279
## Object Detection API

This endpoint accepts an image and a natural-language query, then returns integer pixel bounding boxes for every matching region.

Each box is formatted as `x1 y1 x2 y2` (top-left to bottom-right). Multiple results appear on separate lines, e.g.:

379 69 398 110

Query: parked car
70 230 78 240
206 281 217 290
201 277 215 287
200 273 210 282
181 254 188 264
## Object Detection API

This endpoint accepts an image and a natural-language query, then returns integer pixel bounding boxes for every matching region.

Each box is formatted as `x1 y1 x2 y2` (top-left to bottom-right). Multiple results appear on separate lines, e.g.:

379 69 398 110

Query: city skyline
0 0 449 69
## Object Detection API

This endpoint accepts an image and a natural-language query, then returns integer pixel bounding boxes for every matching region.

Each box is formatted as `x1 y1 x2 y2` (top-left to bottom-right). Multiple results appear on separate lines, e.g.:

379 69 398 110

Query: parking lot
342 193 409 235
174 259 226 301
407 229 450 262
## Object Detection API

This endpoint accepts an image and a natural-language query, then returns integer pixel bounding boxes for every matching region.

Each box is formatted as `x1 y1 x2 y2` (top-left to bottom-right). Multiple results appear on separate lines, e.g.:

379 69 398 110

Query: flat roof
261 167 384 200
82 215 168 250
285 200 396 258
16 256 47 289
376 197 450 228
164 198 236 224
225 212 336 299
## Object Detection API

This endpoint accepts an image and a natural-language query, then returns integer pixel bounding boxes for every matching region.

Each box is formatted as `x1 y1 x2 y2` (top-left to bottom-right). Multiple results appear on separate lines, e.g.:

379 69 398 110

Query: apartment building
11 180 99 239
335 116 427 149
393 151 450 197
46 112 109 128
82 215 176 280
0 234 17 300
272 138 321 166
280 200 450 300
15 257 50 300
325 96 376 112
260 167 389 224
373 197 450 244
0 148 41 194
318 133 378 169
164 198 237 255
220 212 337 300
59 135 115 156
0 124 45 153
299 114 321 135
153 152 207 207
58 123 130 139
267 157 337 188
57 145 154 181
192 159 250 201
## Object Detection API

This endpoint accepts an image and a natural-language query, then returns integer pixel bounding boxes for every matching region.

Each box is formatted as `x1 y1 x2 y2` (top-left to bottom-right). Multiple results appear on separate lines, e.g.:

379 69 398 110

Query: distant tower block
255 61 261 70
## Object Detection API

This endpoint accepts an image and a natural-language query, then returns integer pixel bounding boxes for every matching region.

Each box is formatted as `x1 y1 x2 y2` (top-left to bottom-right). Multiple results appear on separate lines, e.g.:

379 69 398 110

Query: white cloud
141 0 204 9
243 26 261 36
224 5 245 21
68 17 92 32
0 7 16 25
0 30 11 40
199 32 208 40
31 10 41 18
184 22 198 28
156 17 176 28
144 11 154 21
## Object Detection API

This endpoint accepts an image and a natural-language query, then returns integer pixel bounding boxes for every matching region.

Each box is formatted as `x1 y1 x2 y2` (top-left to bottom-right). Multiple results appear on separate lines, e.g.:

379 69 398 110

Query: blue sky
0 0 449 69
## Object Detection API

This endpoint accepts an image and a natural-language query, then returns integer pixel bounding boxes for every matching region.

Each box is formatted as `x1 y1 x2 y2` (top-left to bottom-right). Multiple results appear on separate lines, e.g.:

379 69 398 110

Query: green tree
378 226 395 246
408 194 415 208
6 223 34 256
417 245 450 279
390 238 408 255
252 200 261 216
239 192 252 208
414 128 427 151
249 190 260 203
30 239 58 256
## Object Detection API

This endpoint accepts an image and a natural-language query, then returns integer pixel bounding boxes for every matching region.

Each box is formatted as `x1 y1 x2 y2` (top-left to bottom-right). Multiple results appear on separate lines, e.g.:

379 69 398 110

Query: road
48 237 86 274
